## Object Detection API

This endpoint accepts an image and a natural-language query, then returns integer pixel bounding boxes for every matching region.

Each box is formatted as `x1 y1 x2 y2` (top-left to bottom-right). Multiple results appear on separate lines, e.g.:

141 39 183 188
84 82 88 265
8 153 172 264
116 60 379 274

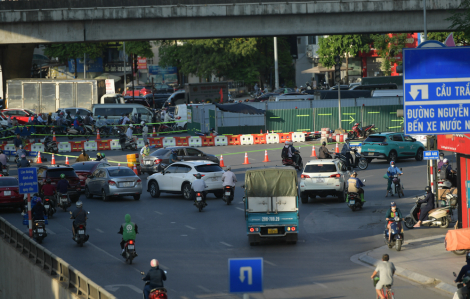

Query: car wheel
102 189 108 201
214 191 223 199
133 194 140 201
337 187 346 202
300 192 308 204
415 148 424 161
149 181 160 198
388 150 398 163
85 187 93 199
182 183 192 200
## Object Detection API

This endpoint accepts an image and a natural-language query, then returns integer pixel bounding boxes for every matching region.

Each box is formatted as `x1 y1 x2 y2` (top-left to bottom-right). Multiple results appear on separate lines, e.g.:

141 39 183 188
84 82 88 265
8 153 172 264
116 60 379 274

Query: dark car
154 83 174 94
330 85 350 90
273 88 295 94
144 94 171 109
124 96 151 108
37 165 81 202
72 161 112 190
0 177 23 210
141 146 220 174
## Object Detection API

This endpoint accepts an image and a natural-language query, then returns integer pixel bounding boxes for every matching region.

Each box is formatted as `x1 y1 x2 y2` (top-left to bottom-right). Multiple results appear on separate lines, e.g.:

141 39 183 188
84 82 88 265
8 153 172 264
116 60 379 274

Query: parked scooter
122 239 137 264
282 151 303 171
222 185 234 205
66 126 89 139
404 194 457 229
384 216 404 251
70 211 90 247
118 132 138 151
346 179 366 212
57 193 71 212
43 197 56 218
194 192 205 212
141 271 168 299
348 122 376 139
33 219 47 244
43 135 58 153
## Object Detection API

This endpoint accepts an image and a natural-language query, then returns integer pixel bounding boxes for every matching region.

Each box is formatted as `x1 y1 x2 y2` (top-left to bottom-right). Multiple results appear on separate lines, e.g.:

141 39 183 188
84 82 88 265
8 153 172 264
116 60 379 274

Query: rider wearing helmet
57 173 71 200
168 149 179 164
41 178 57 205
455 252 470 284
386 161 403 197
341 138 354 168
348 171 365 202
31 197 46 221
71 201 87 238
16 144 27 159
437 152 445 171
385 202 403 241
319 141 332 159
141 121 149 144
76 149 90 162
413 186 435 227
17 154 30 168
191 173 208 205
99 152 107 163
126 124 134 140
142 259 167 299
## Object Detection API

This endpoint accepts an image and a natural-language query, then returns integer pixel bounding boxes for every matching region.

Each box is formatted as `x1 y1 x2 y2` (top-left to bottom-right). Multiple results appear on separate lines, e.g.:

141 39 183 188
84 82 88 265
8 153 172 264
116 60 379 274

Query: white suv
146 160 225 199
299 159 349 203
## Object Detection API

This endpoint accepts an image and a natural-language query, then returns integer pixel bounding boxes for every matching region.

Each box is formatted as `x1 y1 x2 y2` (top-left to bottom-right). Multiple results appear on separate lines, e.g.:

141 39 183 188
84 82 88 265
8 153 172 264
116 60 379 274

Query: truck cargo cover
245 167 298 197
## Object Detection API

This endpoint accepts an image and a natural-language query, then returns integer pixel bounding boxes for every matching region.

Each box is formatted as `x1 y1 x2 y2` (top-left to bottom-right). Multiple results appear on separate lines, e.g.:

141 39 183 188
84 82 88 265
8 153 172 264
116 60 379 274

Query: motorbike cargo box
438 187 457 201
445 228 470 251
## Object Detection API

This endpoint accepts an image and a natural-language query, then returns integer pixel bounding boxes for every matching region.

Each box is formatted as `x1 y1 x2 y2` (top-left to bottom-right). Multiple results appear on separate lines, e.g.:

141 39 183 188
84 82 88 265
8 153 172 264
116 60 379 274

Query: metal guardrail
0 216 116 299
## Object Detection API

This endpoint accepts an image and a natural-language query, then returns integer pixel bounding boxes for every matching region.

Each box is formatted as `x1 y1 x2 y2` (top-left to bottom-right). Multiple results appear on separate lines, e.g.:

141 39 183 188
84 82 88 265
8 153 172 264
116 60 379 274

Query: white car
146 160 225 199
299 159 349 204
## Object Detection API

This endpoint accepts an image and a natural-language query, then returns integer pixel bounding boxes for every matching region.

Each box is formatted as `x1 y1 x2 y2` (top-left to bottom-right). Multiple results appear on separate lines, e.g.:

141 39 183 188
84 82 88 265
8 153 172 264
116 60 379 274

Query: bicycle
373 277 395 299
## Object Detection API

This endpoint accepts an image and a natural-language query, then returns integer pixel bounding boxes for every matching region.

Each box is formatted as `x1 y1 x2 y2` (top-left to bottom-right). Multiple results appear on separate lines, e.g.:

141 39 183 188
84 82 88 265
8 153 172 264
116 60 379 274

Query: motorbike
43 196 56 218
118 132 138 151
43 135 58 153
70 211 90 247
387 170 404 197
33 219 47 244
66 126 89 139
222 185 234 205
404 194 457 229
348 122 376 139
384 216 404 251
57 193 71 212
282 151 303 171
346 179 366 212
141 271 168 299
194 191 205 212
1 165 9 176
335 149 368 170
122 239 137 264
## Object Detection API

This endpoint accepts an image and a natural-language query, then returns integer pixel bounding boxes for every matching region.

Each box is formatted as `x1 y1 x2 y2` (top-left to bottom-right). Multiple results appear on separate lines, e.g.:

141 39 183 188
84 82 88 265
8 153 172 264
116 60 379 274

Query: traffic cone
133 164 138 175
118 162 121 167
51 154 56 165
96 128 101 140
335 143 339 153
53 131 56 142
37 152 42 164
311 145 317 157
65 156 69 165
263 150 270 162
242 152 250 165
152 126 156 137
219 155 226 167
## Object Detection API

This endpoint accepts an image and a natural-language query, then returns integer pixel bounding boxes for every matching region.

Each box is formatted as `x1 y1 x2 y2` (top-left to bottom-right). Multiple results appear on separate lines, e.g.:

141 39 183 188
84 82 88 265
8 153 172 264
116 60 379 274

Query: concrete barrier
84 141 98 152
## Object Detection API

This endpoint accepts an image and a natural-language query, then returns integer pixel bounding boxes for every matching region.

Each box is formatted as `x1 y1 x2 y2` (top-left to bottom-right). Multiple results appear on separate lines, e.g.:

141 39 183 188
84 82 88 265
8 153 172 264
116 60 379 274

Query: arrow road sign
229 258 263 293
409 85 429 100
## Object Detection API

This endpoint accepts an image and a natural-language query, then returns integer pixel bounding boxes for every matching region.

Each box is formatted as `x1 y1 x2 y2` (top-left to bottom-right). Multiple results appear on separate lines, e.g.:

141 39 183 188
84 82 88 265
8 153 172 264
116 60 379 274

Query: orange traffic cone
133 164 138 175
37 152 42 164
242 152 250 165
118 162 121 167
335 143 339 153
65 156 69 165
96 128 101 140
311 145 317 157
51 154 56 165
263 150 270 162
152 126 156 137
220 155 226 167
53 131 56 142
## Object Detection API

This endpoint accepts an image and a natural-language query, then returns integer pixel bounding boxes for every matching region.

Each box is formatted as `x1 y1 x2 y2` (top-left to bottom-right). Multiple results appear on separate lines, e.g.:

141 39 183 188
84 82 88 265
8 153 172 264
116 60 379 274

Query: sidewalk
355 234 463 295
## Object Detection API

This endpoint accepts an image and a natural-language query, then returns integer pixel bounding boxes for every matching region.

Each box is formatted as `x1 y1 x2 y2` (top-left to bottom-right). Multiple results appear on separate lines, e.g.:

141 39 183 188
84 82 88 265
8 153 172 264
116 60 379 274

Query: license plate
78 230 84 234
145 161 152 165
225 192 231 196
128 245 134 250
4 191 10 196
196 197 202 201
120 182 133 187
44 205 49 209
267 228 278 234
316 178 324 183
368 152 374 156
61 198 67 203
37 229 44 233
211 178 218 181
350 200 356 205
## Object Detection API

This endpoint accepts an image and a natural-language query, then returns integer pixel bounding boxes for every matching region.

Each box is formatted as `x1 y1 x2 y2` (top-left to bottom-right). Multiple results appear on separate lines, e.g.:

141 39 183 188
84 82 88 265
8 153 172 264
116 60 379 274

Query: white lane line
197 285 211 293
313 282 328 289
264 260 276 266
154 211 163 215
220 242 233 247
185 225 196 230
87 242 141 273
47 229 56 235
236 207 244 211
95 228 104 233
171 222 176 224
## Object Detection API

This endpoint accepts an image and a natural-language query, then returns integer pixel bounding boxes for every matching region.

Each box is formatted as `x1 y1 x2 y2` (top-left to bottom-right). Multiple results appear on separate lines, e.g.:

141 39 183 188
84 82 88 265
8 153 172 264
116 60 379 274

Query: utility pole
423 0 427 41
334 56 342 129
123 42 127 93
274 37 279 89
83 53 86 79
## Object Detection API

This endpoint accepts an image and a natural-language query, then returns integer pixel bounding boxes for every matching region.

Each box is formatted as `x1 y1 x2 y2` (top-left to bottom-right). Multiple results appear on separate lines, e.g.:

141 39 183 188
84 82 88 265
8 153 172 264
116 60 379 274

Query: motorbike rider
16 145 27 160
141 121 149 144
281 141 295 163
31 197 46 221
341 138 354 168
455 252 470 284
57 173 71 205
163 108 171 124
73 116 84 134
76 149 90 162
386 161 403 197
99 153 108 163
13 134 23 152
347 171 365 203
122 113 131 125
118 214 139 255
70 201 87 238
75 110 83 122
17 154 30 168
221 165 237 191
0 150 8 173
41 178 57 207
126 124 134 140
319 141 332 159
95 115 109 135
442 158 457 185
437 152 445 171
385 202 403 241
454 276 470 299
413 186 435 228
142 259 167 299
371 254 396 299
192 173 208 206
168 149 179 164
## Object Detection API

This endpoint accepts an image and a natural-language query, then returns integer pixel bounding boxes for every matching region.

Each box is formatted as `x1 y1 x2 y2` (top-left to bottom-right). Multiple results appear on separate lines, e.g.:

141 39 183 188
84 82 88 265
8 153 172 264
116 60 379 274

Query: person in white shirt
122 114 131 125
141 121 149 144
221 166 237 189
191 173 208 205
164 111 171 123
96 116 108 134
126 124 134 140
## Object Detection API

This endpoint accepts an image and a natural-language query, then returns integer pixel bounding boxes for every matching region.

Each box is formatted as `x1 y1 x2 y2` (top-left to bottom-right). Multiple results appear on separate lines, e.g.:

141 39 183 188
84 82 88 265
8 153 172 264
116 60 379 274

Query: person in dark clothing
71 201 87 238
319 141 332 159
455 276 470 299
57 174 71 194
385 202 403 241
17 154 30 168
13 134 23 151
455 253 470 283
31 198 46 221
118 214 139 253
414 186 435 227
143 259 167 299
41 178 57 206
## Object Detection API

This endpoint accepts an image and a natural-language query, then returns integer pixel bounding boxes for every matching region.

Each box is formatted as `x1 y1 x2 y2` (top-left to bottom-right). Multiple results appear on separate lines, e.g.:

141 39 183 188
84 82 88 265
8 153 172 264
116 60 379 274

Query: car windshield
194 165 223 173
150 149 169 157
365 136 387 143
0 178 18 186
108 168 136 177
304 164 337 173
72 163 96 171
47 169 78 178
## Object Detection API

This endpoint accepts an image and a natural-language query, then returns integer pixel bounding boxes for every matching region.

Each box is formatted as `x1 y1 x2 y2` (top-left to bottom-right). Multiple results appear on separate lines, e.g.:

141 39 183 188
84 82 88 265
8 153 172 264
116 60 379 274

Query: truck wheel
300 192 308 204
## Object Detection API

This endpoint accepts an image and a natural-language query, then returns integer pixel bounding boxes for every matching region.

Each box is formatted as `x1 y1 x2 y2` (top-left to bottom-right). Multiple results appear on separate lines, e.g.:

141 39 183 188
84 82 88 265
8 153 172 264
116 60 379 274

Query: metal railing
0 216 116 299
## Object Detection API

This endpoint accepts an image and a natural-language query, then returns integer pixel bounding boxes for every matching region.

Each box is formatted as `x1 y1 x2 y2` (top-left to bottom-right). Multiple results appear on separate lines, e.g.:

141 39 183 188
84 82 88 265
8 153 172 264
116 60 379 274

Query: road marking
87 242 141 273
220 242 233 247
171 222 176 224
264 260 276 266
154 211 163 215
95 228 104 233
197 285 211 292
236 207 244 211
185 225 196 230
105 284 141 293
47 229 56 235
313 282 328 289
180 296 190 299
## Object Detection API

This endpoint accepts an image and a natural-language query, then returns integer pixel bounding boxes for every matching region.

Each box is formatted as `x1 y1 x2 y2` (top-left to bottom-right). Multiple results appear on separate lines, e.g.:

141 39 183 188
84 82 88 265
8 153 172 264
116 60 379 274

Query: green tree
317 35 370 84
370 34 407 76
43 43 106 78
447 0 470 42
118 41 154 58
427 31 468 45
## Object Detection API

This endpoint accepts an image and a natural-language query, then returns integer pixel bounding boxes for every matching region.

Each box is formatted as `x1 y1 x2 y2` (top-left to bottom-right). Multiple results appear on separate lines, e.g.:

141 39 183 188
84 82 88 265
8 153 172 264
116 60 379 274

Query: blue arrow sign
423 150 439 160
229 258 263 293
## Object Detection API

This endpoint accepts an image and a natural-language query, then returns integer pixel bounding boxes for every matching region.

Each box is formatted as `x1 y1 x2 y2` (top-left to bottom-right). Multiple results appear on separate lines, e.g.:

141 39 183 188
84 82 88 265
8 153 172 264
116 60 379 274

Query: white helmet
129 124 134 128
443 158 448 163
141 121 145 126
76 201 83 208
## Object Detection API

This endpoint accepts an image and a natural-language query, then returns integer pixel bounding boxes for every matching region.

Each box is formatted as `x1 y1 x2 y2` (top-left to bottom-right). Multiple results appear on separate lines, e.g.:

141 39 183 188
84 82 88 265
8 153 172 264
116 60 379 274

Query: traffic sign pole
27 193 32 237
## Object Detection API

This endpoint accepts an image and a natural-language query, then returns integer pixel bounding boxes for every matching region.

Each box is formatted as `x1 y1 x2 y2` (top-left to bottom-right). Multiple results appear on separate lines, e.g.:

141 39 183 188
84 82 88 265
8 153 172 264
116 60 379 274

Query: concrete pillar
1 44 35 99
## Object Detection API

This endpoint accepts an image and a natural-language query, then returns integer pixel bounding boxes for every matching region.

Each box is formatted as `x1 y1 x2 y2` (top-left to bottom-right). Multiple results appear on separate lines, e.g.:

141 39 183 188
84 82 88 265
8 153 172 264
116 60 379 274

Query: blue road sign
403 47 470 135
18 167 38 194
423 150 439 160
229 258 263 293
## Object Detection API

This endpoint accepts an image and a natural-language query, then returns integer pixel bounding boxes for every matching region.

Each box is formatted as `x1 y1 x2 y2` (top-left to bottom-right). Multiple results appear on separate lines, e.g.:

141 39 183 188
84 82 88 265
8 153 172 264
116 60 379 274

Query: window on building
308 36 316 45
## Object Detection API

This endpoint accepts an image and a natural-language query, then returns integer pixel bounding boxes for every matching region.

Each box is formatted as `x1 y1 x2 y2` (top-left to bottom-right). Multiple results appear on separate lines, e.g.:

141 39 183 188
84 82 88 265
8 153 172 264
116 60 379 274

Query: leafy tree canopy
43 43 106 63
118 41 154 58
370 34 407 76
317 35 371 68
447 0 470 42
427 31 468 45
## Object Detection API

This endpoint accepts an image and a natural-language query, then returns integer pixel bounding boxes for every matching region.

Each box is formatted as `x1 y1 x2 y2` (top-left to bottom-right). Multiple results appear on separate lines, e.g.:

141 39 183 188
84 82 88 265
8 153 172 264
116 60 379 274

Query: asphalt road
0 141 452 299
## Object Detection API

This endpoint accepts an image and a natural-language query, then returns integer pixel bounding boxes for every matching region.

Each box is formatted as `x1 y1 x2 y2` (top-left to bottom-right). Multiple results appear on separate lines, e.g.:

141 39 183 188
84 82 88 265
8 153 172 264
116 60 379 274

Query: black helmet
194 173 202 179
46 178 52 184
82 149 86 154
439 152 444 157
322 141 326 146
466 252 470 263
425 186 431 193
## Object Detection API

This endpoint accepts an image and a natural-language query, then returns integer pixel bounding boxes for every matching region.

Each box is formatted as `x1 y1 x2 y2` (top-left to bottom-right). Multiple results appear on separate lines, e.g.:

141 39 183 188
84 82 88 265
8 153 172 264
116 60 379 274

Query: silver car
84 166 142 201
